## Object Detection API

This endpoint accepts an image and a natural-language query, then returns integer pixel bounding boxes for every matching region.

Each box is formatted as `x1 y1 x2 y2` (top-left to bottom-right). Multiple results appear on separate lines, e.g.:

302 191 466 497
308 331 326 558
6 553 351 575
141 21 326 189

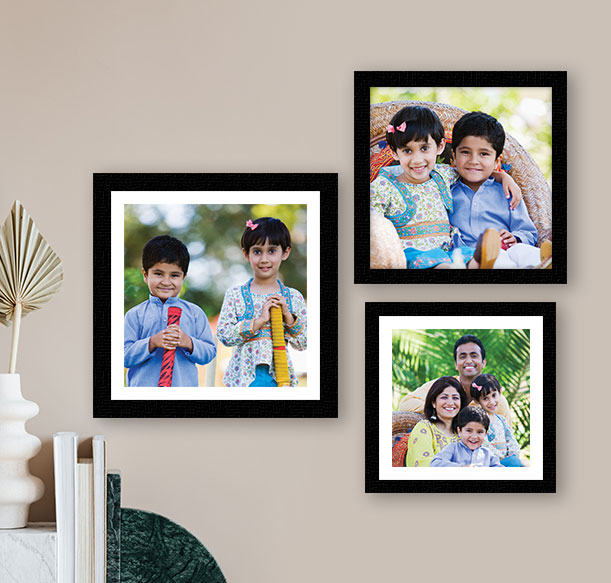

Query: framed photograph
365 302 556 493
93 173 338 418
355 71 567 284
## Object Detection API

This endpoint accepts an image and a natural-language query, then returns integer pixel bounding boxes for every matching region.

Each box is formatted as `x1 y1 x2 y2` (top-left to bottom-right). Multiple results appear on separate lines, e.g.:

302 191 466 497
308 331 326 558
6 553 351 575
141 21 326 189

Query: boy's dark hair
423 376 468 420
385 106 445 152
454 405 490 432
470 373 502 401
241 217 291 253
451 111 506 159
142 235 190 274
453 334 486 362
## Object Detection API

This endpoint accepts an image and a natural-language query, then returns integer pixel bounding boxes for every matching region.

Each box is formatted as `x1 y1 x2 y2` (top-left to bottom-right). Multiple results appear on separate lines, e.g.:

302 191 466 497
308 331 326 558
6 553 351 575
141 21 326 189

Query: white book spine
92 435 106 583
53 432 78 583
77 460 94 583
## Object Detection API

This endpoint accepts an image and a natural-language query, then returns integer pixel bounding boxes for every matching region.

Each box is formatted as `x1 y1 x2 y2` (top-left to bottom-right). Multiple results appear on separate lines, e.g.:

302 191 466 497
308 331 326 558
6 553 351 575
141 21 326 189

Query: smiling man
397 334 511 421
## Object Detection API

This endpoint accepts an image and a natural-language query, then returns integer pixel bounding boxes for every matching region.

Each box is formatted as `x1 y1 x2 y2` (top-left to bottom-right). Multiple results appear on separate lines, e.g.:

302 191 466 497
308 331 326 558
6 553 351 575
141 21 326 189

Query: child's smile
391 136 445 184
479 389 500 415
458 421 487 450
454 135 499 191
244 240 290 284
142 262 185 302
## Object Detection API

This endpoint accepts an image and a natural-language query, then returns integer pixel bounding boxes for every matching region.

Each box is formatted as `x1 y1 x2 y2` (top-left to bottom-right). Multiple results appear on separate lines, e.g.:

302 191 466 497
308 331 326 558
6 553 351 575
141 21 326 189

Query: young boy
430 406 503 467
124 235 216 387
449 111 546 268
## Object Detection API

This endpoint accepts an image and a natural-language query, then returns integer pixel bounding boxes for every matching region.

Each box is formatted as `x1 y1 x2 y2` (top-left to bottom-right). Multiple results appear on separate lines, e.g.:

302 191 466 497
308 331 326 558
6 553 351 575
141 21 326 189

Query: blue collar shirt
450 178 538 248
431 440 503 467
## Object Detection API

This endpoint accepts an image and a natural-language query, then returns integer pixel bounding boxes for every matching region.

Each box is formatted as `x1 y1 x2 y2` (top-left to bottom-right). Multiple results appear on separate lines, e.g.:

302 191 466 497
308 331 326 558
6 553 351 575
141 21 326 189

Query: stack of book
53 433 121 583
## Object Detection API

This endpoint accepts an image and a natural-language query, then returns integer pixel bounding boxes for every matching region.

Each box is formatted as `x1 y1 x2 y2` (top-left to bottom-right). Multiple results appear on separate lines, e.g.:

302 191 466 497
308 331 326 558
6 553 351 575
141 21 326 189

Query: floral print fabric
370 163 459 252
217 280 307 387
484 414 521 459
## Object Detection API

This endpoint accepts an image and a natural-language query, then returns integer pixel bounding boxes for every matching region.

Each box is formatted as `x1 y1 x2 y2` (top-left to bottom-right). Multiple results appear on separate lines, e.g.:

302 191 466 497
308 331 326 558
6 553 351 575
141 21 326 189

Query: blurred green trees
371 87 552 184
392 328 531 448
124 204 307 318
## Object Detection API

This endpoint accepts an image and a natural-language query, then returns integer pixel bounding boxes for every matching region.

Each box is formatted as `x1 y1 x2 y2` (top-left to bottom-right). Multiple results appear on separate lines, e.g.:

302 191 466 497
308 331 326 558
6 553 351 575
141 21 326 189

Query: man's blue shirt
450 178 538 247
124 295 216 387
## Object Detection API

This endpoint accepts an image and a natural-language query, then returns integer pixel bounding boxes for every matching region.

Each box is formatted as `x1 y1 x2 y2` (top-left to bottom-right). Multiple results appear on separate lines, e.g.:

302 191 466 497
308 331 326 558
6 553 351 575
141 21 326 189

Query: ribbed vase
0 374 44 529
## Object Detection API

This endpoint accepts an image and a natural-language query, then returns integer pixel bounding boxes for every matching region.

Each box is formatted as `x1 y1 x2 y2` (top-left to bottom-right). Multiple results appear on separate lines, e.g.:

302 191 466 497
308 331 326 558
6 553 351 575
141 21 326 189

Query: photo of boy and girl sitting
370 105 552 269
124 216 307 388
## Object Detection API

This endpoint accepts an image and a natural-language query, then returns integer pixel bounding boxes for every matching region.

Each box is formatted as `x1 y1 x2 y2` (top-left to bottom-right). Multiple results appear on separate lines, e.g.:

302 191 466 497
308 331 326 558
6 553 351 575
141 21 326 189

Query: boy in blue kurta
431 406 503 467
124 235 216 387
449 111 545 268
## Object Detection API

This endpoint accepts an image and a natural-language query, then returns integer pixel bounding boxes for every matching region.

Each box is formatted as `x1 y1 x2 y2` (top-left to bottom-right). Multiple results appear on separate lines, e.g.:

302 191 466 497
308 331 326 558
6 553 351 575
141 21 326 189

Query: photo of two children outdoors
369 86 552 271
123 203 308 388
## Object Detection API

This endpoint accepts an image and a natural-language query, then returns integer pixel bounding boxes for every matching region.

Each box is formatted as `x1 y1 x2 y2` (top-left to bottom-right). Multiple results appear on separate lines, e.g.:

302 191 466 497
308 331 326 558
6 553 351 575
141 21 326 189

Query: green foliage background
371 87 552 184
124 204 307 318
392 328 531 449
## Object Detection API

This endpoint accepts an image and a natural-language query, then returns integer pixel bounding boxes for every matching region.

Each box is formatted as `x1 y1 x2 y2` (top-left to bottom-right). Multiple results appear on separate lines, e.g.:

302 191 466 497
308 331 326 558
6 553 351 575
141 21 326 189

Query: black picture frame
93 173 338 418
365 301 556 493
355 71 567 284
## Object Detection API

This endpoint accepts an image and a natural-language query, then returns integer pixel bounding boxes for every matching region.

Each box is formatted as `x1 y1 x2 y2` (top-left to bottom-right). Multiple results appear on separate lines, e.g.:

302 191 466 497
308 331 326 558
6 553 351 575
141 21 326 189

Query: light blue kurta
124 295 216 387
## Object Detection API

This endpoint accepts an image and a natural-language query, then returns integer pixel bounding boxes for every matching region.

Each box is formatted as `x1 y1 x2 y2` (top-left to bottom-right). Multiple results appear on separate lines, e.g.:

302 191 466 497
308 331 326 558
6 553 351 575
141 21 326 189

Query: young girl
470 374 523 466
217 217 307 387
370 105 521 269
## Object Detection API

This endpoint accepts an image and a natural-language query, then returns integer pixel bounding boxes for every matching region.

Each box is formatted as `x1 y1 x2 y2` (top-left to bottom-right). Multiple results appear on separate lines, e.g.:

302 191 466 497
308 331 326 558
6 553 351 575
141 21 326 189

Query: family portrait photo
354 71 566 284
93 173 338 418
365 302 555 493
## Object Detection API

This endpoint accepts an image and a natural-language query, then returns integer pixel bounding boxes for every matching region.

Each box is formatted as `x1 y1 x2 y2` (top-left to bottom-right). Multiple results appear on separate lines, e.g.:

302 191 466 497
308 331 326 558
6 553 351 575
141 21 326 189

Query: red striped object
158 306 182 387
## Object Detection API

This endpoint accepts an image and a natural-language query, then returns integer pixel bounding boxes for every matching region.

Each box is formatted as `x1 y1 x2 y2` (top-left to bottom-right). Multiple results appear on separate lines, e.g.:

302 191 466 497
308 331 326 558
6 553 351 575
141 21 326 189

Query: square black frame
355 71 567 284
365 301 556 493
93 173 338 418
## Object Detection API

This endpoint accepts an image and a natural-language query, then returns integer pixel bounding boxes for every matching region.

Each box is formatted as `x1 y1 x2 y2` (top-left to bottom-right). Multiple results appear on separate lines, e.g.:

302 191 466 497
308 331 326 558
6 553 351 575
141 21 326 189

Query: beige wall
0 1 606 581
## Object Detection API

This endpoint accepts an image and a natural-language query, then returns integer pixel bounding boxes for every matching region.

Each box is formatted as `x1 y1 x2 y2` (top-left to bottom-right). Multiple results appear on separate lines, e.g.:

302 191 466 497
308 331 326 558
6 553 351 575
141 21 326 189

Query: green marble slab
121 508 226 583
106 472 121 583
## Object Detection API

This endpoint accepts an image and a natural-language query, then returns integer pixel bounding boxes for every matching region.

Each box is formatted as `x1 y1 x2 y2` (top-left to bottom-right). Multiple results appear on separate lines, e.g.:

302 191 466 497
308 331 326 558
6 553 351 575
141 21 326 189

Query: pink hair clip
245 219 259 230
472 383 483 392
386 121 407 134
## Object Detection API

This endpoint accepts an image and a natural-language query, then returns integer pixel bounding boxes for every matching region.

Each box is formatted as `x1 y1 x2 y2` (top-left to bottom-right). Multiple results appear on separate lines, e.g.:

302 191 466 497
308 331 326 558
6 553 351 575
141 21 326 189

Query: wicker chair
370 101 552 269
391 410 425 467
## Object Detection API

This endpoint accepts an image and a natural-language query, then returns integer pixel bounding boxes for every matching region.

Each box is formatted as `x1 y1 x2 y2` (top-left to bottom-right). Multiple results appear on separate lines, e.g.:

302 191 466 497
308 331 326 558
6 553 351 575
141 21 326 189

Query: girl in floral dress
217 217 307 387
370 105 521 268
470 374 524 466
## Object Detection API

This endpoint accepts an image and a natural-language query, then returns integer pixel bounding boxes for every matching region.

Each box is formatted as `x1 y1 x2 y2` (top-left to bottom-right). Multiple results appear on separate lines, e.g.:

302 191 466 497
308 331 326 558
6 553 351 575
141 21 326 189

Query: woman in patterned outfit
406 376 469 467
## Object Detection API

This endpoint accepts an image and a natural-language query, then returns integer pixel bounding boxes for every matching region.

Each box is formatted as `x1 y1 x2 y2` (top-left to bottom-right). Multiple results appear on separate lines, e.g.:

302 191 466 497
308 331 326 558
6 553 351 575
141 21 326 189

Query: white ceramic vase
0 373 44 529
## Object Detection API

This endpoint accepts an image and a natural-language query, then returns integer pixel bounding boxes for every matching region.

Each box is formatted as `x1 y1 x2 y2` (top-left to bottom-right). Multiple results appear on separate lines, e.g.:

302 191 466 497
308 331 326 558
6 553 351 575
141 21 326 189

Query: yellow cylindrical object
270 306 290 386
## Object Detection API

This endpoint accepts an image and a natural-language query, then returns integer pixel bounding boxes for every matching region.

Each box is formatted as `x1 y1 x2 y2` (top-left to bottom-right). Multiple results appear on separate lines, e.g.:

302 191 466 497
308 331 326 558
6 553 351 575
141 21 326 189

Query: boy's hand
166 324 193 352
149 325 193 352
499 172 522 210
149 331 166 352
499 229 517 248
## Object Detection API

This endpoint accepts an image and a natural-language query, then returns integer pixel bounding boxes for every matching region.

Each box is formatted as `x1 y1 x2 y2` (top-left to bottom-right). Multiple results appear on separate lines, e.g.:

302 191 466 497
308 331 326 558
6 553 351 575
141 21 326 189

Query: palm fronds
392 328 530 446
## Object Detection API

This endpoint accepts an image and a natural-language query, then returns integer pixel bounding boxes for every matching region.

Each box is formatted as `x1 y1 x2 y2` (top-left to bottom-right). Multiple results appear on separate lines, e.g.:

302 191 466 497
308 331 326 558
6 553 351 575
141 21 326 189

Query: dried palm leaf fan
0 201 63 372
270 306 290 386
